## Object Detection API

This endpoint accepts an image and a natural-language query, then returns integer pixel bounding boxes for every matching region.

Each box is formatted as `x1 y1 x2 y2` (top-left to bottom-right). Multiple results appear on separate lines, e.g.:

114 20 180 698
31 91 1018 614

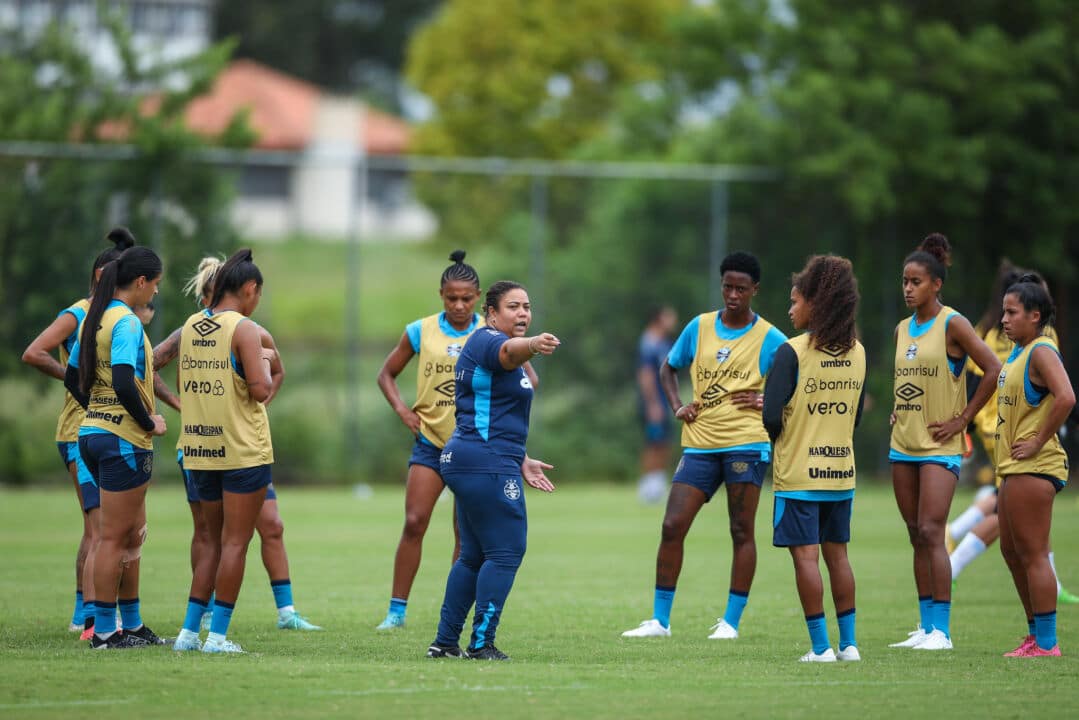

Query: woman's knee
258 514 285 542
402 510 432 540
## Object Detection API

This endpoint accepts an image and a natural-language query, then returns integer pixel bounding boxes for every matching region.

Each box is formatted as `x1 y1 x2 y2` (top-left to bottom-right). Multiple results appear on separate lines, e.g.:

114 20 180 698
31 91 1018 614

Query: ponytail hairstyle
209 248 263 310
441 249 480 289
791 254 860 352
182 256 224 303
88 227 136 293
903 232 951 284
78 246 163 396
1005 272 1055 331
483 280 526 319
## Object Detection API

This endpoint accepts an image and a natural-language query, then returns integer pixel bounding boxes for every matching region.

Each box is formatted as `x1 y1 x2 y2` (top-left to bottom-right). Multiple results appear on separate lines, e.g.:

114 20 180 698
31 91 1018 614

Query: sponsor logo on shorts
440 451 453 465
142 455 153 474
520 376 533 390
503 479 521 500
731 461 749 474
184 424 224 437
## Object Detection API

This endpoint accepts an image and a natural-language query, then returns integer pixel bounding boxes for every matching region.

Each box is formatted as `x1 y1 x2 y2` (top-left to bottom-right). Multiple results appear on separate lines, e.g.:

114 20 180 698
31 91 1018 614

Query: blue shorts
888 450 961 479
773 497 852 547
672 452 766 502
57 441 96 488
78 434 153 492
178 452 277 502
408 437 443 473
189 464 272 502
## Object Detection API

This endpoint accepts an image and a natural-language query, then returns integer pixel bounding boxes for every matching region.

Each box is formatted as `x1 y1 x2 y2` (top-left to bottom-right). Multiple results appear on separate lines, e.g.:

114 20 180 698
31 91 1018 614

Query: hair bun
449 249 467 264
919 233 951 267
1016 272 1043 285
106 227 136 250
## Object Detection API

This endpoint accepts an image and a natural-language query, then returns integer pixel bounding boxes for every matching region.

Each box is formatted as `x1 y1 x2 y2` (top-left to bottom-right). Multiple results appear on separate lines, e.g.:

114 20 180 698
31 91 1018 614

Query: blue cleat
278 609 322 630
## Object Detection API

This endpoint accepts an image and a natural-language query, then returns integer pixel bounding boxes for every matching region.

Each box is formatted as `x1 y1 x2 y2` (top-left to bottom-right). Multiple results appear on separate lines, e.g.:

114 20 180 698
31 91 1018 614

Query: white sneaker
837 645 861 661
621 619 671 637
202 636 245 654
889 626 929 648
172 628 202 652
707 618 739 639
799 648 837 663
912 629 953 650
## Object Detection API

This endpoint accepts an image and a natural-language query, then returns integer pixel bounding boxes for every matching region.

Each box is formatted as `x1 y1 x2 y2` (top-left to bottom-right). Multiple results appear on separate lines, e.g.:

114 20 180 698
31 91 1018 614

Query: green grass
1 483 1077 718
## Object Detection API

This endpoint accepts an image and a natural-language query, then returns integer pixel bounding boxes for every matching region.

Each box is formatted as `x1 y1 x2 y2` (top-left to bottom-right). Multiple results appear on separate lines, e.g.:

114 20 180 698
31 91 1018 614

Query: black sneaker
466 644 509 660
426 643 464 658
125 625 169 646
89 632 150 650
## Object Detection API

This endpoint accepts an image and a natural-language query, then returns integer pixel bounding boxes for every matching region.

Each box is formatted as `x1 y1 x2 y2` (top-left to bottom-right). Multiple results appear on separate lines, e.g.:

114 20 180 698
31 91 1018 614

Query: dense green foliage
1 484 1077 718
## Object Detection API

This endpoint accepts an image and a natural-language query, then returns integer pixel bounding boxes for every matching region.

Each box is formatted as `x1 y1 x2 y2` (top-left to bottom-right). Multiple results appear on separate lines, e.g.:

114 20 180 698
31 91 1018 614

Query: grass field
1 482 1077 718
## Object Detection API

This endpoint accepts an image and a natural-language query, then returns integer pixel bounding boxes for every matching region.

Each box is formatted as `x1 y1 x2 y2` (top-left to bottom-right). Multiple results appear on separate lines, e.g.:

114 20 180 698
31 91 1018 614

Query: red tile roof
185 59 410 154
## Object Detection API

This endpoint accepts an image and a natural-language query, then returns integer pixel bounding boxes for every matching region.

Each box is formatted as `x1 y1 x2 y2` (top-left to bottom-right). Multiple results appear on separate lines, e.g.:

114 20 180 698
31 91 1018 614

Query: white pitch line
0 698 134 710
315 683 592 697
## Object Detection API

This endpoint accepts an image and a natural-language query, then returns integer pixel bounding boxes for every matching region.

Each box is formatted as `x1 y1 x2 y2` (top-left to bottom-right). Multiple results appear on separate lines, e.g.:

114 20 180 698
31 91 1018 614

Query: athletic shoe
837 646 861 662
1058 587 1079 605
888 627 929 648
912 629 953 650
1003 635 1037 657
68 622 84 633
375 613 405 631
426 643 464 658
707 618 739 639
467 644 510 660
89 632 148 650
798 648 836 663
79 626 95 641
621 619 671 637
277 610 322 631
1024 644 1062 657
125 624 169 645
202 637 244 654
945 525 957 554
173 629 202 652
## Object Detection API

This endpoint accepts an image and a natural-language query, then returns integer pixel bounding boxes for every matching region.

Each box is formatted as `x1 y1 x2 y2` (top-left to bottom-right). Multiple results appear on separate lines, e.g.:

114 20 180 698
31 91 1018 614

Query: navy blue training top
442 327 534 473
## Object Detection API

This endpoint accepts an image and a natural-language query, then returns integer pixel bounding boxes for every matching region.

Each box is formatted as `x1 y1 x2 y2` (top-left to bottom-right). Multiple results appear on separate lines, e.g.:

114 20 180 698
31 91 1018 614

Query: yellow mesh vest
994 338 1068 482
178 310 273 470
81 304 155 449
55 298 91 442
772 335 865 492
890 306 966 456
682 311 773 449
414 313 483 448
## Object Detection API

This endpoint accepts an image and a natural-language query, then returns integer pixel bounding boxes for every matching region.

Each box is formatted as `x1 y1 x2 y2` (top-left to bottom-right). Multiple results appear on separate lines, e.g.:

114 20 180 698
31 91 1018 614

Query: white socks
950 534 987 579
949 506 985 541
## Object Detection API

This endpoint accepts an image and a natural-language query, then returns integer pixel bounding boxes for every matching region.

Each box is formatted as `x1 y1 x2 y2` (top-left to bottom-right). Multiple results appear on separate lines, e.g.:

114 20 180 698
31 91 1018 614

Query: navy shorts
58 442 98 512
773 497 852 547
178 451 277 502
1002 473 1066 494
78 433 153 492
189 464 272 502
408 437 443 473
672 452 766 502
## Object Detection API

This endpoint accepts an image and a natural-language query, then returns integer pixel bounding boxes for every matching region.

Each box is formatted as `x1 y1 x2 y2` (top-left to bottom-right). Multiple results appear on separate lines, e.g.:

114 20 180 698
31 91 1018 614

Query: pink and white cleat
1003 635 1037 657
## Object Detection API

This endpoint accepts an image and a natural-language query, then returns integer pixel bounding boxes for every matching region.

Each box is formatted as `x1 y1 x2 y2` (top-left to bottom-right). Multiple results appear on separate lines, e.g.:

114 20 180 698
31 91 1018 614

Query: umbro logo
700 382 728 403
434 379 455 398
192 317 222 337
820 344 845 358
895 383 924 401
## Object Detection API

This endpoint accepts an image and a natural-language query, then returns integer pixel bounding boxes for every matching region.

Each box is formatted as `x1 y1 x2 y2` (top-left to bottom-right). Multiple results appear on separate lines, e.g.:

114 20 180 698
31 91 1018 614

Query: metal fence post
709 179 729 310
